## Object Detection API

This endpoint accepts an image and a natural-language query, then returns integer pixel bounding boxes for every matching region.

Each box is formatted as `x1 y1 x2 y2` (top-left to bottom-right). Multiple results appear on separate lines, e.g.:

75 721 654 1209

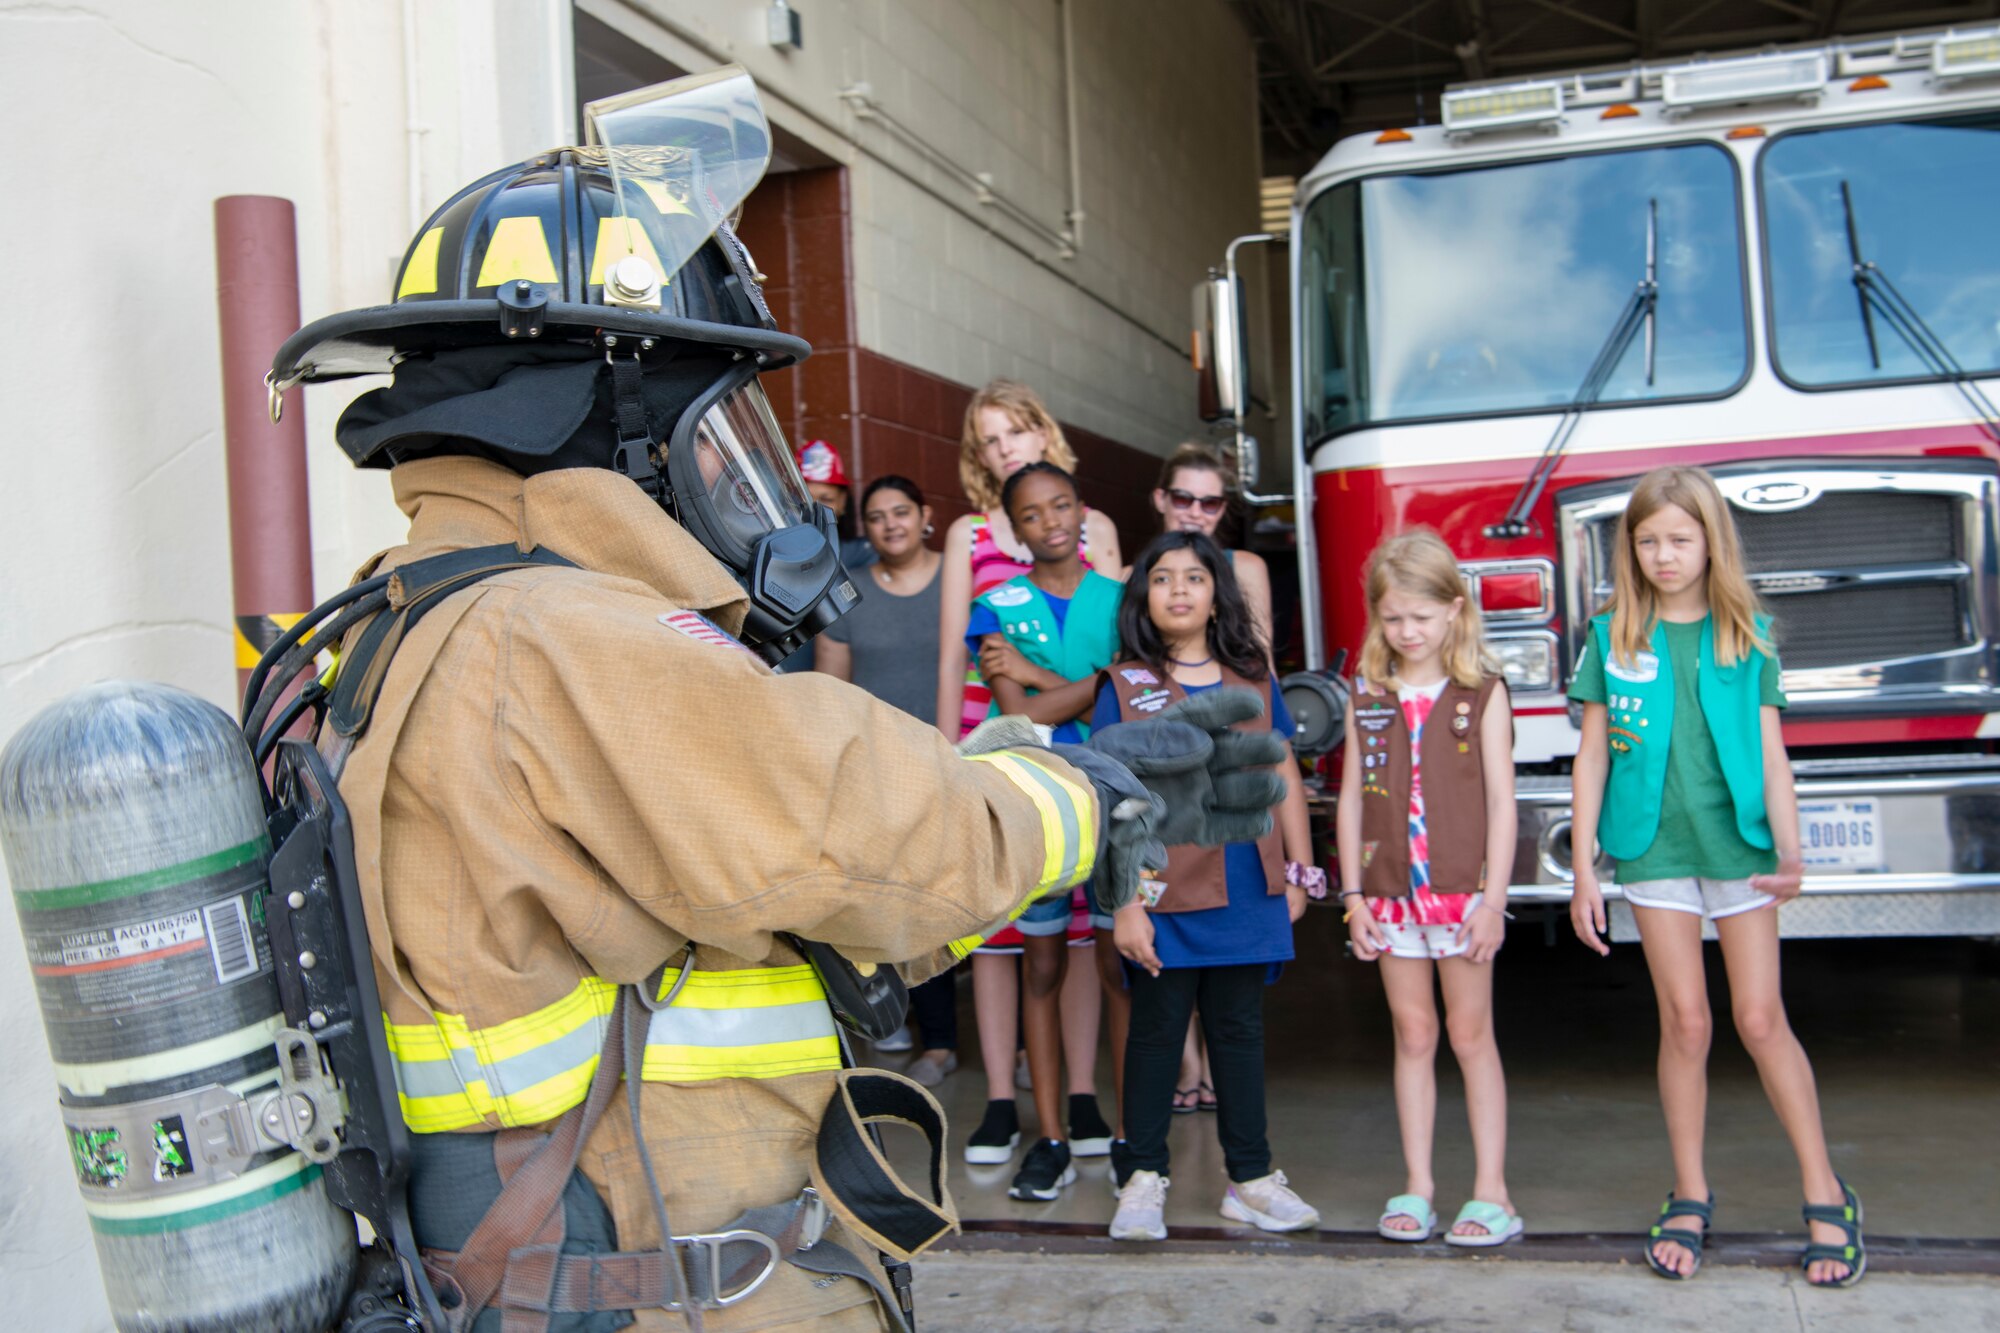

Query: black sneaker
1008 1138 1076 1201
963 1099 1020 1166
1108 1138 1137 1194
1068 1093 1113 1157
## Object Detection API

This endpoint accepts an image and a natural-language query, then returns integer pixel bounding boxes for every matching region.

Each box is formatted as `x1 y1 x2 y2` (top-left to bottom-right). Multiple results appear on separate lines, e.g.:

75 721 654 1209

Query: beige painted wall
0 3 571 1324
579 0 1261 450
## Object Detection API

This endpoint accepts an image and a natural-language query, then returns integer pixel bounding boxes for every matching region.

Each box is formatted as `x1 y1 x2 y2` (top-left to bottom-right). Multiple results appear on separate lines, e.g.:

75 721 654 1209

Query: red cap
795 439 850 487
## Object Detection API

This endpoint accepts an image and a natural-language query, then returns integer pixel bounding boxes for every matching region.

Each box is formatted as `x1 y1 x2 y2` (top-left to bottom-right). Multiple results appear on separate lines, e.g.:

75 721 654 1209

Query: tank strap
327 543 577 740
420 993 947 1330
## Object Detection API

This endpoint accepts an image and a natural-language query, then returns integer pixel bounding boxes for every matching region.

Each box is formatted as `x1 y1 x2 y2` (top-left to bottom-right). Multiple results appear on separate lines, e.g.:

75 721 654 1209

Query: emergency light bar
1934 29 2000 81
1660 51 1827 113
1442 80 1564 136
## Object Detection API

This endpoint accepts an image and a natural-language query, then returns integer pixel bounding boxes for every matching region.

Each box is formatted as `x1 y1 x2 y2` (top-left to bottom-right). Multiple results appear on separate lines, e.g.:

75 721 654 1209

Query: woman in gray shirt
817 475 958 1084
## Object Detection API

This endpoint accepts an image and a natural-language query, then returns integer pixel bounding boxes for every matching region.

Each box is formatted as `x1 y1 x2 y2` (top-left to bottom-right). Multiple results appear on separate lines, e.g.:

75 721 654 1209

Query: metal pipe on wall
213 196 314 700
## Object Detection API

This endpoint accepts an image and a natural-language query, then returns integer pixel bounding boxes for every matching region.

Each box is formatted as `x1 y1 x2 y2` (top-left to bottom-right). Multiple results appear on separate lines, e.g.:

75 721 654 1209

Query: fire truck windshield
1763 112 2000 390
1299 143 1746 440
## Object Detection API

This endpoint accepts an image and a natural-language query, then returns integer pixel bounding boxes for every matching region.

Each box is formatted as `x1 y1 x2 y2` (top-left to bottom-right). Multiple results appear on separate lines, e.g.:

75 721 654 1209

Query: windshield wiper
1487 198 1658 540
1840 179 2000 445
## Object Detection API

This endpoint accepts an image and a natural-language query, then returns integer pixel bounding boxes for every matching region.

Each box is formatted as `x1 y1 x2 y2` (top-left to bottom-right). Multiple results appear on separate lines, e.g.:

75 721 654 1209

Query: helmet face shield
586 66 771 304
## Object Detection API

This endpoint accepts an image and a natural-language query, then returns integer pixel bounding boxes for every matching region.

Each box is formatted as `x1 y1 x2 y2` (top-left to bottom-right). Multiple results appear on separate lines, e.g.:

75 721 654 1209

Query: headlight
1488 634 1557 694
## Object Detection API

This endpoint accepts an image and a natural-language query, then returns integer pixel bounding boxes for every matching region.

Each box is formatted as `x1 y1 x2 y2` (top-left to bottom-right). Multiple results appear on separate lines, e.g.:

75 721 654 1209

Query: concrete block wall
0 5 573 1327
588 0 1262 464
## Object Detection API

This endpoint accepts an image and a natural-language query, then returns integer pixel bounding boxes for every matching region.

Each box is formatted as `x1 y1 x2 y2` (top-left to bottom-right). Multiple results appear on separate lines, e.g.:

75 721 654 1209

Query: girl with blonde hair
936 379 1123 1172
1337 529 1521 1246
1568 465 1862 1287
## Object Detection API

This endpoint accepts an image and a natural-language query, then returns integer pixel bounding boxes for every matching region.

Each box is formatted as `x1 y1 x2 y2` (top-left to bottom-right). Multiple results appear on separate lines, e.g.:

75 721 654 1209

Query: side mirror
1192 272 1248 424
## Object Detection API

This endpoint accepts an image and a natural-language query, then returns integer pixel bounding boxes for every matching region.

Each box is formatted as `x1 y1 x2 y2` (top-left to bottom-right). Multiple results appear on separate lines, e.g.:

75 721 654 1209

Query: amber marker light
1600 103 1640 119
1726 125 1767 140
1849 75 1890 92
1375 128 1413 144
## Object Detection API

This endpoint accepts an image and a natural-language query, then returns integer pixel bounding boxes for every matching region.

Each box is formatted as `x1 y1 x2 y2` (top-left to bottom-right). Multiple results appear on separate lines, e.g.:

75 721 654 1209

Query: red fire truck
1199 27 2000 940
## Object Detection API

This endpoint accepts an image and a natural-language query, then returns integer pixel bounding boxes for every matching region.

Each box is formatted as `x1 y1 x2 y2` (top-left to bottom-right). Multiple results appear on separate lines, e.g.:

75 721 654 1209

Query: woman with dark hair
1152 442 1272 650
1094 532 1321 1242
816 475 959 1085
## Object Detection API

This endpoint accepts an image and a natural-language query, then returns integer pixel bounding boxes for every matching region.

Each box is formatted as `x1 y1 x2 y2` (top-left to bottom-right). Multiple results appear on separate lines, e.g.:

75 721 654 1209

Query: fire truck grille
1560 461 2000 709
1766 582 1967 671
1735 491 1958 569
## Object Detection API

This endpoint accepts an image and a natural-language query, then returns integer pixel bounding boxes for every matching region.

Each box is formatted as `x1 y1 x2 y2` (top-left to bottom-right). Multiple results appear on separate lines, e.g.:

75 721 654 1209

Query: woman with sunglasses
1154 443 1273 650
1151 442 1275 1114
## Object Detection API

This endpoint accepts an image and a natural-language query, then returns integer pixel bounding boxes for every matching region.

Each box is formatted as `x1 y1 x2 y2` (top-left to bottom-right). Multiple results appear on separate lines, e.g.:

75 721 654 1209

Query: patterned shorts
1375 918 1470 961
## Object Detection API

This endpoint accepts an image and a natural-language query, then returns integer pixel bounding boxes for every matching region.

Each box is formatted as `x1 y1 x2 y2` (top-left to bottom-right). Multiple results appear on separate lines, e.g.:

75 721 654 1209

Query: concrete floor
866 908 2000 1243
908 1251 2000 1332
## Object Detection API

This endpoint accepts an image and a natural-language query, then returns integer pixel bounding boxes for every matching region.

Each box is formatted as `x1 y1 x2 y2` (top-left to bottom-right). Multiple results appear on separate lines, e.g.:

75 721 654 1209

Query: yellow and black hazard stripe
234 613 307 670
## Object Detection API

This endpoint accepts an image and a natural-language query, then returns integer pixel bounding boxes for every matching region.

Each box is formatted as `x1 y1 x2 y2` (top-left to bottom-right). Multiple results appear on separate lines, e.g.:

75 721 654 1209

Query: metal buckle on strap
683 1229 780 1309
796 1186 829 1251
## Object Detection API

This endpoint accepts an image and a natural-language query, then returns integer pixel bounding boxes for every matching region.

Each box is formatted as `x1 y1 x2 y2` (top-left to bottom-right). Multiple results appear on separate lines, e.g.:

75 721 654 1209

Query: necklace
1170 655 1214 667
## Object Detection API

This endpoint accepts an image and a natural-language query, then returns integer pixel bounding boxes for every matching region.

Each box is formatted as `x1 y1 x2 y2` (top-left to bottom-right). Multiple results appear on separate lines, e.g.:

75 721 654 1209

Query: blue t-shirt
969 591 1085 742
1091 677 1297 971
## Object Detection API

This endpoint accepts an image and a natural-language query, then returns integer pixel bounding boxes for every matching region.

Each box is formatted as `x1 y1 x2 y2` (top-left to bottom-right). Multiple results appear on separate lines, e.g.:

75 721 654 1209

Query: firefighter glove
1086 686 1288 850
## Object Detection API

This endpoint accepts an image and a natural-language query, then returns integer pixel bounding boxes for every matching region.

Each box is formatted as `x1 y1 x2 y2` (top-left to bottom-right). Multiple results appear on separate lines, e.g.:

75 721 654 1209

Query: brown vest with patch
1111 660 1287 913
1354 673 1504 899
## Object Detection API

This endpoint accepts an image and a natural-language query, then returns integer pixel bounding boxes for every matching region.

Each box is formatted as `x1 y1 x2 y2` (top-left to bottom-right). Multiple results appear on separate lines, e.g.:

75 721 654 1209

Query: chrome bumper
1506 764 2000 939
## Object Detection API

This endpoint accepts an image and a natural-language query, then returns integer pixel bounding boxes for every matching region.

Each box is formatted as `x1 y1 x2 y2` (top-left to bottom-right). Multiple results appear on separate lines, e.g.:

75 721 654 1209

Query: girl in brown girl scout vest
1335 530 1522 1248
1095 532 1322 1244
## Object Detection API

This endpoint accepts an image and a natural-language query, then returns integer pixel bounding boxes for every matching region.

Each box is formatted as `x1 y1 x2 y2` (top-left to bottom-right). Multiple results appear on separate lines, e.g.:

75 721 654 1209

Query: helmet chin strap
606 344 675 510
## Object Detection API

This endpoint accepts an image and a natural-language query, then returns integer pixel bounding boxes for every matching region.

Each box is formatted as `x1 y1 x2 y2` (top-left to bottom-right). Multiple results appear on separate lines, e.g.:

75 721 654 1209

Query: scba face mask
616 356 861 663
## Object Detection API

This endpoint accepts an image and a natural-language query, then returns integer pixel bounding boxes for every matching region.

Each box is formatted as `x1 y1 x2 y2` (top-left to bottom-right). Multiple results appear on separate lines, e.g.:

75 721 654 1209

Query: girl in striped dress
935 380 1123 1168
1336 530 1521 1247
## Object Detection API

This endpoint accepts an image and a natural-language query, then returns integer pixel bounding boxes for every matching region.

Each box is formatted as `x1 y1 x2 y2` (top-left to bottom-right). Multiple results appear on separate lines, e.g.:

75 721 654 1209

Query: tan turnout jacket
340 457 1097 1330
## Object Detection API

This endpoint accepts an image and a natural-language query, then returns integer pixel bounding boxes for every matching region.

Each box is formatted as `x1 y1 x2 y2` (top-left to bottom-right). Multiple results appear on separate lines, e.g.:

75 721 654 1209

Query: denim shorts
1015 879 1115 937
1621 876 1774 921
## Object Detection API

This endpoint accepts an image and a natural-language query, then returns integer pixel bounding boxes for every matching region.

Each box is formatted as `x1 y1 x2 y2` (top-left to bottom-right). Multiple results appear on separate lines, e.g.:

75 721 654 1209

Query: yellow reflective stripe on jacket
950 748 1100 958
385 965 840 1131
385 977 617 1132
641 964 841 1082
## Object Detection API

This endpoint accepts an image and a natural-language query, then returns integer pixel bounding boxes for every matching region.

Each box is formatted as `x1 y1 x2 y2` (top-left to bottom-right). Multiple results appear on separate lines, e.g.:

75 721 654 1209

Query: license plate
1797 798 1885 870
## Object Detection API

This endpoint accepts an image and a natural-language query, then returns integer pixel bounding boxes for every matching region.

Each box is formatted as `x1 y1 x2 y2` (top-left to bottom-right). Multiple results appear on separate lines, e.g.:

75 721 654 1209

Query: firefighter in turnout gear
255 68 1287 1331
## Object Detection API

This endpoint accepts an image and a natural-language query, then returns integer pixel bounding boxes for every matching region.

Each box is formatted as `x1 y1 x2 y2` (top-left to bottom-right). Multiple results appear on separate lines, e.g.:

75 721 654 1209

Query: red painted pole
213 196 314 707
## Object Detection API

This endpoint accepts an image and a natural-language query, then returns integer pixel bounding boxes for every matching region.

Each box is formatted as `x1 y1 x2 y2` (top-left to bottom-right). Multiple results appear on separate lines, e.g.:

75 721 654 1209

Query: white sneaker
1220 1169 1320 1232
1110 1170 1169 1241
872 1026 913 1053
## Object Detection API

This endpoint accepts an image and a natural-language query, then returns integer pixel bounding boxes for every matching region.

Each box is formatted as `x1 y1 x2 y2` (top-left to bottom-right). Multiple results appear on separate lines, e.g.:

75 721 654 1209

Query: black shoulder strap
328 543 576 739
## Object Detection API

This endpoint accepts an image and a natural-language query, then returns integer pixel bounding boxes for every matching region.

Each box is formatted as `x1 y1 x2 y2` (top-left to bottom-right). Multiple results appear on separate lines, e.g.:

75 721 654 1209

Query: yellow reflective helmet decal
632 178 695 217
395 226 445 299
587 215 668 287
474 215 559 288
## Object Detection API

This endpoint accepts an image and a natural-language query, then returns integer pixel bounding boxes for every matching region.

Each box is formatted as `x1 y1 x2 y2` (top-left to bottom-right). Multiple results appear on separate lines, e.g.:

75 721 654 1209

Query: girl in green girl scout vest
968 461 1124 1203
1336 530 1521 1250
1567 465 1864 1288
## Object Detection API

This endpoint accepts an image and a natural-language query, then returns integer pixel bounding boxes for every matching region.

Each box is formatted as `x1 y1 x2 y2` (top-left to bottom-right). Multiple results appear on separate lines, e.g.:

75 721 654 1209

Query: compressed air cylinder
0 681 355 1332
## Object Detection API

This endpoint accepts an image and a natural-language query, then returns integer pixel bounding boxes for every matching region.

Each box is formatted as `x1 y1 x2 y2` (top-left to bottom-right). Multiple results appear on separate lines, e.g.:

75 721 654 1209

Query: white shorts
1620 876 1774 921
1376 918 1469 961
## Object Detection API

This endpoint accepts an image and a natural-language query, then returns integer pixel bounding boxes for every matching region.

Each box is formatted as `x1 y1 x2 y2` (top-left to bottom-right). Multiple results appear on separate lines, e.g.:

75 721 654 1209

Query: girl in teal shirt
1568 465 1863 1289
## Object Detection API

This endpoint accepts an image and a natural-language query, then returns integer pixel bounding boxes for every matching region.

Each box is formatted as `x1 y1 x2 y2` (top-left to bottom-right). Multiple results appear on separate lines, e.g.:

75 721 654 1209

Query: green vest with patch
1592 612 1772 863
975 572 1123 738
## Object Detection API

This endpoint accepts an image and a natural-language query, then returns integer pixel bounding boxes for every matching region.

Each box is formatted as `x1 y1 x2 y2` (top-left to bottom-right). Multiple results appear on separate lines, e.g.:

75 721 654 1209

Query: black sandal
1801 1179 1866 1288
1644 1192 1713 1280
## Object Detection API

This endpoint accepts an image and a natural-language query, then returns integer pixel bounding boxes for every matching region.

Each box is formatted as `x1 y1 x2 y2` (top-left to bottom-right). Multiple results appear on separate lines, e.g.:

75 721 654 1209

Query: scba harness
242 544 949 1332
